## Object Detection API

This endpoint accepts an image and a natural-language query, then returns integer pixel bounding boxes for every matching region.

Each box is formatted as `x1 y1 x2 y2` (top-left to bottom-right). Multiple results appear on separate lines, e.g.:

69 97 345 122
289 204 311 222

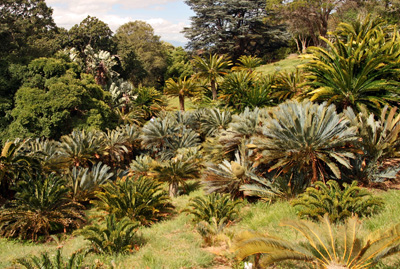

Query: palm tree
305 16 400 113
164 76 200 111
100 129 129 167
233 215 400 269
253 99 357 183
232 55 263 72
192 54 232 100
153 154 201 197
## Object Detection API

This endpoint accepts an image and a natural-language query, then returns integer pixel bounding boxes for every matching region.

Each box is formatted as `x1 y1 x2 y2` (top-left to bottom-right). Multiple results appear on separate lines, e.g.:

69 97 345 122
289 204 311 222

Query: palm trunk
179 94 185 111
211 79 217 100
312 157 318 183
169 181 179 197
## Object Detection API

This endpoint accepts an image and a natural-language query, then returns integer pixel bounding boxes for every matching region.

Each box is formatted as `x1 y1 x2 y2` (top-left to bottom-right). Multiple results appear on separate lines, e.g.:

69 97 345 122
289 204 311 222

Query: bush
185 192 242 225
93 176 174 226
0 173 85 241
79 214 139 254
291 180 384 223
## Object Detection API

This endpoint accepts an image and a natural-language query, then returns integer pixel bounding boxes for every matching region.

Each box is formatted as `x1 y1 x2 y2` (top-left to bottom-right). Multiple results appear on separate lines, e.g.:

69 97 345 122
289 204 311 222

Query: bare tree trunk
179 94 185 111
169 181 179 197
211 79 217 100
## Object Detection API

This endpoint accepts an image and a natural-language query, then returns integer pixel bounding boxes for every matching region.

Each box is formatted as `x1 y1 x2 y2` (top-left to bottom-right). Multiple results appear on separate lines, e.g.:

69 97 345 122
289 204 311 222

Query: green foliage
94 177 174 226
344 106 400 184
6 58 117 140
271 68 305 102
253 99 357 183
164 76 200 111
233 214 400 268
15 248 87 269
183 0 290 60
199 108 232 137
186 192 242 225
153 153 202 197
79 214 139 254
58 129 102 168
164 46 194 80
0 173 85 241
68 162 113 202
232 55 263 72
0 140 34 200
0 0 59 62
68 16 114 54
305 16 400 113
115 21 168 88
131 86 167 120
292 180 384 223
192 54 232 100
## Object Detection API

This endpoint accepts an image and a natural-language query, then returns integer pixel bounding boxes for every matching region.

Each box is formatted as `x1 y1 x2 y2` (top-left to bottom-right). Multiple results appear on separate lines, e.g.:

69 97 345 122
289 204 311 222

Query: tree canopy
183 0 290 60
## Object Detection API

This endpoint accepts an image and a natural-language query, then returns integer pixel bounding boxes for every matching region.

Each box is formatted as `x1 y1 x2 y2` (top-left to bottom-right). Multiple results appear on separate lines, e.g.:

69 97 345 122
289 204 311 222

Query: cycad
253 99 357 183
58 130 102 168
15 248 87 269
153 154 201 197
233 214 400 269
292 180 384 223
186 192 242 225
68 162 114 202
100 128 129 166
24 138 64 174
79 214 139 254
232 55 263 72
305 16 400 113
0 173 85 241
164 76 200 111
344 106 400 184
200 108 232 138
94 177 174 226
192 54 232 100
272 68 305 102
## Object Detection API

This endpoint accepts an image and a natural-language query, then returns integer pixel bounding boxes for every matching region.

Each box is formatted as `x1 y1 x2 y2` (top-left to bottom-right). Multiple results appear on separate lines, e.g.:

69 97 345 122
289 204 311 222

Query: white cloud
48 0 189 44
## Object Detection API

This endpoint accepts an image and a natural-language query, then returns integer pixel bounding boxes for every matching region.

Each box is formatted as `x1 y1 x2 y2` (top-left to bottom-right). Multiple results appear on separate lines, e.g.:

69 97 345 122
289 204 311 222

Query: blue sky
46 0 195 47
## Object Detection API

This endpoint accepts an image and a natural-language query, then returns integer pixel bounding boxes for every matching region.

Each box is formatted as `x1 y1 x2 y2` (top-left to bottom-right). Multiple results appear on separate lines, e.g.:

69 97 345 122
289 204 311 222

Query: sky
46 0 195 47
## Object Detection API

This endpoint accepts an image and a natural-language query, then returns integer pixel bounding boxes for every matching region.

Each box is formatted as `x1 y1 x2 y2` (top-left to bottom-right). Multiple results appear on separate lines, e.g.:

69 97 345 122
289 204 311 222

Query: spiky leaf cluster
233 215 400 268
16 248 87 269
93 177 174 226
79 214 139 254
292 180 384 223
185 192 242 225
0 174 85 240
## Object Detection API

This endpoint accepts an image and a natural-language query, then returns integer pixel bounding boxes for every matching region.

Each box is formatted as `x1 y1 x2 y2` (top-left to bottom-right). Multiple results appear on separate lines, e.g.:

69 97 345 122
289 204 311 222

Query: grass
256 54 310 76
1 187 400 268
166 96 196 111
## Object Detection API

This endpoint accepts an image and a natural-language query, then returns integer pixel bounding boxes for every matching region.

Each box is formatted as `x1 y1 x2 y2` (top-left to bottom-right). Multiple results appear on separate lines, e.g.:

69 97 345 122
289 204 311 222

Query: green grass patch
256 55 310 75
1 188 399 268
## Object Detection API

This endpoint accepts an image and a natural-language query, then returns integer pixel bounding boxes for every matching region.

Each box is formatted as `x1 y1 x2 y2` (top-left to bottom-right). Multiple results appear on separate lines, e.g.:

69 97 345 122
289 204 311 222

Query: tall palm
192 54 232 100
164 76 200 111
253 100 357 183
234 215 400 269
305 16 400 113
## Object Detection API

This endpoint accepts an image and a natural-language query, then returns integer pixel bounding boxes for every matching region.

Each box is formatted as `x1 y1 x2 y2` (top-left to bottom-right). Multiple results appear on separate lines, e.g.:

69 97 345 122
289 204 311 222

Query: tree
183 0 290 60
114 21 168 87
268 0 343 48
0 0 59 62
165 46 194 80
192 54 232 100
164 76 199 111
68 16 114 54
5 57 117 140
